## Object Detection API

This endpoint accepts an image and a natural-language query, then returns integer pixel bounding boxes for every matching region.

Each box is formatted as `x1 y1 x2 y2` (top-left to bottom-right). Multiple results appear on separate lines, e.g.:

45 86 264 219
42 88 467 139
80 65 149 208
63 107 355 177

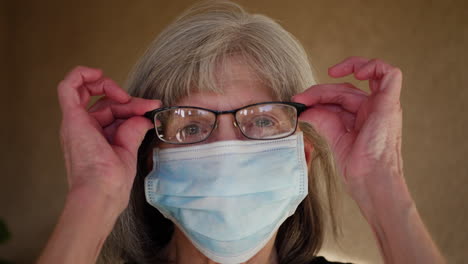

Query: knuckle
57 80 70 102
392 67 403 76
373 58 399 71
67 66 85 78
73 65 87 73
155 99 163 108
369 58 380 65
335 94 346 105
71 65 102 77
303 85 318 93
57 80 66 91
102 76 113 84
396 102 403 113
389 101 403 116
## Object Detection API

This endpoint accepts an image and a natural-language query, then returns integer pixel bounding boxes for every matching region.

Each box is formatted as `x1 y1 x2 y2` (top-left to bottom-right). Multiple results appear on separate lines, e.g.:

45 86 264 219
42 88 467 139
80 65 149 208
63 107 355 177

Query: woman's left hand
294 57 447 263
293 56 406 209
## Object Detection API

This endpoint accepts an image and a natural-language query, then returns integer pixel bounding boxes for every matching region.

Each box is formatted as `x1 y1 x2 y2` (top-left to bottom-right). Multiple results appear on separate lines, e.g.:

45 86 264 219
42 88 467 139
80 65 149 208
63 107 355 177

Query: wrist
68 180 131 213
67 184 128 218
350 169 414 225
38 184 126 263
351 171 445 264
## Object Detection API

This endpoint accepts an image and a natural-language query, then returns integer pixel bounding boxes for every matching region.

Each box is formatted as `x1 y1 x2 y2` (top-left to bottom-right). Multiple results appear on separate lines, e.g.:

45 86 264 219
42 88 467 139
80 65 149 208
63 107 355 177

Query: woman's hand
58 66 160 210
294 57 446 263
38 66 160 264
294 57 445 263
293 56 404 208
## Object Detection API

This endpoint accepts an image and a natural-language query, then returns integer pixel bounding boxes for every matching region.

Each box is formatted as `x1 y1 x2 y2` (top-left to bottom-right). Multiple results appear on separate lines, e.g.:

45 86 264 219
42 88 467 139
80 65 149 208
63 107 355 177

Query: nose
209 114 245 142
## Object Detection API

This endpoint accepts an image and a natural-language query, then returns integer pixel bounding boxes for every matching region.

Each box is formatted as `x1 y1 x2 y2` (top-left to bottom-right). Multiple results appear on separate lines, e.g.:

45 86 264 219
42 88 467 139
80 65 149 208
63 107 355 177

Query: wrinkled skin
293 56 404 207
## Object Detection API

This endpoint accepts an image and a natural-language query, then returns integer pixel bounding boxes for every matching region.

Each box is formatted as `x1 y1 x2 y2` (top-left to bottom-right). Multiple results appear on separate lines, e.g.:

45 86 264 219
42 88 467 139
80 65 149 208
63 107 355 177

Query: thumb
113 116 154 158
381 68 402 96
374 68 403 113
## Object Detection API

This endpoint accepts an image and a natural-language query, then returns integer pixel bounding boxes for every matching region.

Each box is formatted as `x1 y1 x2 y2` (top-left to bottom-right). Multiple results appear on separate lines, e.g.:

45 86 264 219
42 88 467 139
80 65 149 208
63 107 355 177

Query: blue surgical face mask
145 133 308 264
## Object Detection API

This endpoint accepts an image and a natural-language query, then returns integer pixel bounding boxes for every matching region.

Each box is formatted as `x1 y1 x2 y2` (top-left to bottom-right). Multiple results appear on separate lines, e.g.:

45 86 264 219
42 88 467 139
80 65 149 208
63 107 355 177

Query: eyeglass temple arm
144 110 159 120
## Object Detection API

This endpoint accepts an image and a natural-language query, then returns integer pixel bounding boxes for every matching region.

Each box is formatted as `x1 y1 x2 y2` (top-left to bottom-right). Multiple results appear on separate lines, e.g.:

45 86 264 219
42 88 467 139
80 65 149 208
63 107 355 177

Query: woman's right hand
58 66 161 211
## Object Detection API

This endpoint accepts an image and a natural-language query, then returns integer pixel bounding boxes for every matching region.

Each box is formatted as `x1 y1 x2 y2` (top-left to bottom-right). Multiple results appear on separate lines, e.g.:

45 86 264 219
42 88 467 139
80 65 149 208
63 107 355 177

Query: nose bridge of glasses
212 112 243 140
215 109 239 126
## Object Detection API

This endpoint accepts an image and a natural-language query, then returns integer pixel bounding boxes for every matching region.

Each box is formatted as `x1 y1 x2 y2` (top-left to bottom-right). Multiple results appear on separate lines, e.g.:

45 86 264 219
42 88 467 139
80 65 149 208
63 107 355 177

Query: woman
38 1 445 264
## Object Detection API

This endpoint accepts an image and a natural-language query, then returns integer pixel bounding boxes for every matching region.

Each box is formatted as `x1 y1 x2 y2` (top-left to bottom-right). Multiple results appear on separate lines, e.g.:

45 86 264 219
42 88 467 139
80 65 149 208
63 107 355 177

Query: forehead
175 56 276 111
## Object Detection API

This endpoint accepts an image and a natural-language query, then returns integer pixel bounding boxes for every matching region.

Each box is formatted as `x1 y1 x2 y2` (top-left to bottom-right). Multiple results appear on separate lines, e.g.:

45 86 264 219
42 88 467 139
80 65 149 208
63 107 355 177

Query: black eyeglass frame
143 101 307 145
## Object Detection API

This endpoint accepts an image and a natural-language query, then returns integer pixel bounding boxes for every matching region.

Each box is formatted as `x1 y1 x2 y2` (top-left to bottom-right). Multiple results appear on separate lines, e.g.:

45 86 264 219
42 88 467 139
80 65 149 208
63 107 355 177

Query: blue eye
254 117 274 127
182 124 201 135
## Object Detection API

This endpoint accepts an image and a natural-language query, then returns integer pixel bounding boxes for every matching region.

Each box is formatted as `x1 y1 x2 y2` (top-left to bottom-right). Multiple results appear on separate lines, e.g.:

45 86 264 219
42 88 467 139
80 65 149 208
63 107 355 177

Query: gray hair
99 1 339 264
126 0 315 104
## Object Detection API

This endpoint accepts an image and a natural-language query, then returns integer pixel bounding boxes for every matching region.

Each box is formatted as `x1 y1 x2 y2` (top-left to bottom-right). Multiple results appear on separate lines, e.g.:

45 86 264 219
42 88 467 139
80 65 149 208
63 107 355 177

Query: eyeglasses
144 101 307 145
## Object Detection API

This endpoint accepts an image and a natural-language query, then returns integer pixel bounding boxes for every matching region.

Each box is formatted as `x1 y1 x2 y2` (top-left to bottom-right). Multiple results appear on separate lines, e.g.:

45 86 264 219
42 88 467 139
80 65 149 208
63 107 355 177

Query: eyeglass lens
235 104 297 139
154 104 298 144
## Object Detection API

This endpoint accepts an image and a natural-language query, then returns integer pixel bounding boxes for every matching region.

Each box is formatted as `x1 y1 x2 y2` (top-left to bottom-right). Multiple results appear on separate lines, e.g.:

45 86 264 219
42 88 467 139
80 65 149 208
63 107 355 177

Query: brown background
1 0 467 263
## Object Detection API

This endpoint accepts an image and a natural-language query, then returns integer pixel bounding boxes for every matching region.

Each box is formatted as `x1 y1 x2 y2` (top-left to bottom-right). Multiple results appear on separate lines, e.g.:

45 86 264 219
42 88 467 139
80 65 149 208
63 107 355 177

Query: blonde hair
100 1 339 263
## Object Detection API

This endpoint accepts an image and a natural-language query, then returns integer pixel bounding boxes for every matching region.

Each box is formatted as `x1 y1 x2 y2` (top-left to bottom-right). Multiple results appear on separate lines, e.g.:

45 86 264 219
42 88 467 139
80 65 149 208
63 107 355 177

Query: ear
304 139 314 165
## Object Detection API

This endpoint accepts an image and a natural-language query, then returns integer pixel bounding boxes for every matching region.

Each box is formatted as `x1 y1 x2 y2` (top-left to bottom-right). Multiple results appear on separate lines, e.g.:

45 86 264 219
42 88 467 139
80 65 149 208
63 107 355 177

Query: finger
354 59 395 81
328 56 369 78
328 57 398 93
103 119 125 143
90 97 161 127
340 110 356 132
58 66 103 113
86 97 116 127
112 116 154 158
313 104 345 113
110 98 161 118
292 83 368 113
88 96 114 112
354 59 395 92
356 60 397 93
78 85 91 106
83 77 130 104
376 68 403 108
298 107 345 145
90 108 116 128
311 104 356 132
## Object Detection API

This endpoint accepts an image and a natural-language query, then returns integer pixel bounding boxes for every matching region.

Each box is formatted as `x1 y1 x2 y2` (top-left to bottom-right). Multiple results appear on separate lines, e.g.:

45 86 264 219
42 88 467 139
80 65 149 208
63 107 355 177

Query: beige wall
1 0 467 263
